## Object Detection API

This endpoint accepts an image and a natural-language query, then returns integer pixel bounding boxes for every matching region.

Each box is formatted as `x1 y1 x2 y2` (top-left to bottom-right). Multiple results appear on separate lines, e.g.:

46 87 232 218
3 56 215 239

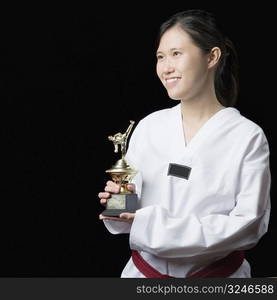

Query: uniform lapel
170 103 240 163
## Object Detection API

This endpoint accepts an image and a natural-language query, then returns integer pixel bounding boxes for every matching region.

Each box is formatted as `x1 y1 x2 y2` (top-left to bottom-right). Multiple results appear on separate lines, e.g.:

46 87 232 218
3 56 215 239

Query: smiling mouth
165 77 181 88
165 77 181 83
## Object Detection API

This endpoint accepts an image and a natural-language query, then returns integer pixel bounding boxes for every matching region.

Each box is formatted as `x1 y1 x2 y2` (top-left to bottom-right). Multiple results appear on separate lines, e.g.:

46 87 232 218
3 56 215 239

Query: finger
99 214 110 220
119 213 135 220
100 199 107 205
127 183 136 192
98 192 110 199
104 183 120 193
119 213 129 219
106 180 120 189
99 214 126 222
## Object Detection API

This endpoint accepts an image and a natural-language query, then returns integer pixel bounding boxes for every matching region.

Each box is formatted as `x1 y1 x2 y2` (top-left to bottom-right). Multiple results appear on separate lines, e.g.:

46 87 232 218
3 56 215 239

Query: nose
162 58 175 74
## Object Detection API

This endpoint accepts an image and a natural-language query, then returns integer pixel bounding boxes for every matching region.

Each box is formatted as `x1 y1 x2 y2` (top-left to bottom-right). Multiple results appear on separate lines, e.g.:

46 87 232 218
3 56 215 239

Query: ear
207 47 221 69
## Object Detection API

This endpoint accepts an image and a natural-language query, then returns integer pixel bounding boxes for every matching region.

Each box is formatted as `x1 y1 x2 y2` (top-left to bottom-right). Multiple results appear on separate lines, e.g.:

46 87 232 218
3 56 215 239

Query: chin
167 91 183 101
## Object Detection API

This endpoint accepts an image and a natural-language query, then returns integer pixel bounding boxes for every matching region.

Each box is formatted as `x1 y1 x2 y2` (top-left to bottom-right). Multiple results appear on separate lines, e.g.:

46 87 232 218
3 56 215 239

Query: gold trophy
102 121 138 217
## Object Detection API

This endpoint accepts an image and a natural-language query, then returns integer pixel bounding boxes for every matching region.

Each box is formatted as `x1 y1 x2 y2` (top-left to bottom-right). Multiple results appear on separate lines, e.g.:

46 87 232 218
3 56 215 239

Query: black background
0 4 276 277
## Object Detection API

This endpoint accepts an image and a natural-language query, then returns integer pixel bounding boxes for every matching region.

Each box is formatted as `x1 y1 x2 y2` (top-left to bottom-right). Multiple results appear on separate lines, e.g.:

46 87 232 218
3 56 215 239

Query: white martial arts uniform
103 103 271 278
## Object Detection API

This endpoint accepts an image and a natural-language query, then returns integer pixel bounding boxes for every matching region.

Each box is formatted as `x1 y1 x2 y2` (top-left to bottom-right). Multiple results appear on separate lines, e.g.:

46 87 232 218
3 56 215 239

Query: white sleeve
102 121 143 235
103 219 132 234
129 129 271 258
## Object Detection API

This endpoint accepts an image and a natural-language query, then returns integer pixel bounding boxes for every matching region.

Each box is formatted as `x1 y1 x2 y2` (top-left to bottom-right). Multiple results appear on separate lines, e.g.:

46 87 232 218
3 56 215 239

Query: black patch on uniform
167 163 191 180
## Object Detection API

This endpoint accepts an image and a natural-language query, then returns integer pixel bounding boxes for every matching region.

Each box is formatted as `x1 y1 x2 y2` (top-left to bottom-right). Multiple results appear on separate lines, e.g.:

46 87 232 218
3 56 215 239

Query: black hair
156 9 239 107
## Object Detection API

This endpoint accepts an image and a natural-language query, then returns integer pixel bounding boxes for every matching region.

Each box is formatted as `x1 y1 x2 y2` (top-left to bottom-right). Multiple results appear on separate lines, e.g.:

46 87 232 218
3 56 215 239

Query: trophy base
102 193 138 217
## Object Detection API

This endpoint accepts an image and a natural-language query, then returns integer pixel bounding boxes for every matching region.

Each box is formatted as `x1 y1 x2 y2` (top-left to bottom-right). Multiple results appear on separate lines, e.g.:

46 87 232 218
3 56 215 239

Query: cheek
181 59 206 83
178 58 192 74
156 64 163 80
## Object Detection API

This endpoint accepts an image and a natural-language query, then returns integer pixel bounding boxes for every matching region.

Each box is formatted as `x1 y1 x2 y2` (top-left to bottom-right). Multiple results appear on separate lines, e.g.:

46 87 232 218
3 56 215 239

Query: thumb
127 183 136 193
120 212 135 220
120 213 130 219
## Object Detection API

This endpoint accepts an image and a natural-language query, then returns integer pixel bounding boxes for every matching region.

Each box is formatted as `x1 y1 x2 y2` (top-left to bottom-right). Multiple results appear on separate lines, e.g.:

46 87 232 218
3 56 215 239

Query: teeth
166 77 180 83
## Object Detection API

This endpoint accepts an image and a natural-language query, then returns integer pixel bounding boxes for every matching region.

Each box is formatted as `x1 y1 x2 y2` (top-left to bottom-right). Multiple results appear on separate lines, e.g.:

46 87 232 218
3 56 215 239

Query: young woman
98 9 271 278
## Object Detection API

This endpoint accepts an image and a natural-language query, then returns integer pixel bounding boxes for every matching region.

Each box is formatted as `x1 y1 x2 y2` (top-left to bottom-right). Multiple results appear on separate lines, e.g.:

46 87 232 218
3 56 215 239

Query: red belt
132 250 244 278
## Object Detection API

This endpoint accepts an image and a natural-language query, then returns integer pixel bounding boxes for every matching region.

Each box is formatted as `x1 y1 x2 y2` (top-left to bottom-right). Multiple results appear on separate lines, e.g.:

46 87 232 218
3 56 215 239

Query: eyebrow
156 47 183 55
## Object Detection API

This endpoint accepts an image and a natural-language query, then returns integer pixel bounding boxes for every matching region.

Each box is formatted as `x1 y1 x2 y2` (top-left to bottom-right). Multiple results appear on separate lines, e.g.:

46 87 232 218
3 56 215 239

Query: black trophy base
101 193 138 217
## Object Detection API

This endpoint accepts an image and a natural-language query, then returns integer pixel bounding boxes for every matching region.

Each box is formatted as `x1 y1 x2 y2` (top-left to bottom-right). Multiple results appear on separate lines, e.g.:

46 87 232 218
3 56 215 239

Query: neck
180 91 225 126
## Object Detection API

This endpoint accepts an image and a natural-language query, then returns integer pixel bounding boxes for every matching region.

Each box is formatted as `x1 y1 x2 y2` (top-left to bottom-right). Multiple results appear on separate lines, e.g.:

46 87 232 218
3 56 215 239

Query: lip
164 77 181 88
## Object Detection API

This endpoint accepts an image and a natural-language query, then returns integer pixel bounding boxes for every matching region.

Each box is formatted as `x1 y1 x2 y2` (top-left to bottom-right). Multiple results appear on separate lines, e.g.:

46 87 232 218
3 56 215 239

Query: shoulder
230 109 270 156
238 113 267 142
126 105 177 158
141 105 176 124
134 104 179 133
227 108 267 140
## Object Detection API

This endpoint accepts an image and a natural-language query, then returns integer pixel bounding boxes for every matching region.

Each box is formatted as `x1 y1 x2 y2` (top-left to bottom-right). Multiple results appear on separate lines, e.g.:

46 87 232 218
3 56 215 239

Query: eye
156 54 164 60
173 51 181 57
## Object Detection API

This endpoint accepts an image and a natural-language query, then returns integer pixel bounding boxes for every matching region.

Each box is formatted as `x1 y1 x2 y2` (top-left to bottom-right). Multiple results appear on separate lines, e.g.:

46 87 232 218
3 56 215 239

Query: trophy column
101 121 138 217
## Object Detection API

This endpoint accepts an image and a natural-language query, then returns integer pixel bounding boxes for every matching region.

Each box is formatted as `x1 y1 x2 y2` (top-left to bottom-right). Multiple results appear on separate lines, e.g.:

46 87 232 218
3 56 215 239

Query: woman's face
156 26 210 101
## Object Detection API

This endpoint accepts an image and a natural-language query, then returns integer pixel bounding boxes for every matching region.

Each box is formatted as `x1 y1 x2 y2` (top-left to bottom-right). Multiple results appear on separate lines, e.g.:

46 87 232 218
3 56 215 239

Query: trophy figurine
101 120 138 217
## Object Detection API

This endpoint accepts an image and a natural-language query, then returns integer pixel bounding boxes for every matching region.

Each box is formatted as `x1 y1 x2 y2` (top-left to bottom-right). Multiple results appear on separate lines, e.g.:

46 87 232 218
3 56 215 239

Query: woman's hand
98 180 136 223
99 212 135 223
